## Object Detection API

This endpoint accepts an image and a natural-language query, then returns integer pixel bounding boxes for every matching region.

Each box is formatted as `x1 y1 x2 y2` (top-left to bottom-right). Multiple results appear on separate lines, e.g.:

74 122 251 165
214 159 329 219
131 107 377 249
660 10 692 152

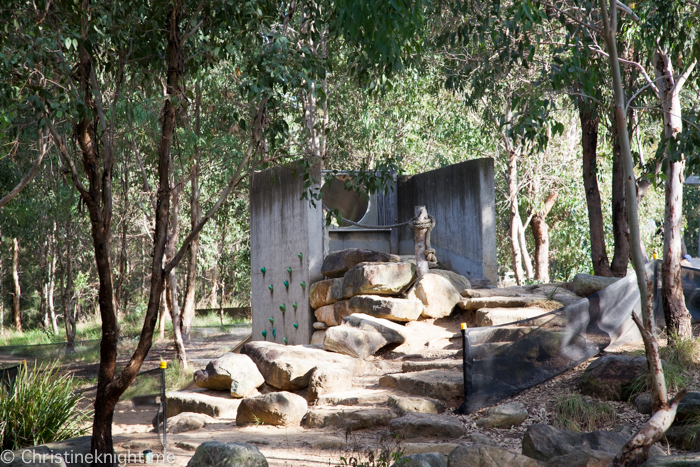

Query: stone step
304 405 398 430
401 360 460 373
165 389 242 419
315 388 395 406
458 296 547 311
379 369 463 401
389 413 466 439
474 307 549 327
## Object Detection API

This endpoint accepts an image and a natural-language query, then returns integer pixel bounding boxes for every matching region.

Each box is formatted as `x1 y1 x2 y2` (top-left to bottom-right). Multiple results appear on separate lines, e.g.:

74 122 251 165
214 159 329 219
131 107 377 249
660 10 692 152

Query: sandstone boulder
322 248 401 278
309 278 344 309
521 424 663 462
389 413 466 440
152 412 215 434
323 321 401 359
476 402 528 429
314 300 353 326
310 330 326 346
406 273 462 319
572 274 621 297
379 369 463 400
458 296 548 311
388 395 445 415
236 391 308 427
193 353 265 398
449 445 540 467
579 355 648 401
390 453 448 467
166 389 242 418
304 406 398 430
307 367 353 403
185 441 268 467
241 341 364 390
348 295 423 322
342 262 415 298
474 307 549 327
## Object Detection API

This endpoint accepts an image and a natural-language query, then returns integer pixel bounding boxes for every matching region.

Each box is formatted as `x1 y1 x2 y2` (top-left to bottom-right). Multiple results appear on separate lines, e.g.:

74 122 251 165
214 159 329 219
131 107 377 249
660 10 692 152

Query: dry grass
553 393 617 432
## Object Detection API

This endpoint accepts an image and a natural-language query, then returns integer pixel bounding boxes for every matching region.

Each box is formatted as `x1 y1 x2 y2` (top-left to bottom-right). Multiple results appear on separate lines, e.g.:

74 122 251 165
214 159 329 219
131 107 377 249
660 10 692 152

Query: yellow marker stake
461 323 467 330
160 361 167 369
653 253 658 260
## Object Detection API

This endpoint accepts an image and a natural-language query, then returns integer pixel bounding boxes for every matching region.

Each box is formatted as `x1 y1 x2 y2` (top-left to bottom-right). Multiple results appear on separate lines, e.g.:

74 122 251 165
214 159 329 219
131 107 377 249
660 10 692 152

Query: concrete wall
250 162 324 345
397 158 497 284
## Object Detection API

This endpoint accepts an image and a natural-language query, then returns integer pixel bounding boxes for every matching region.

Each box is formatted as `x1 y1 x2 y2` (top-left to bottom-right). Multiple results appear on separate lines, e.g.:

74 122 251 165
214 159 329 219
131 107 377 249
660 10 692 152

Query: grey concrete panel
250 162 323 345
328 230 392 253
397 158 496 284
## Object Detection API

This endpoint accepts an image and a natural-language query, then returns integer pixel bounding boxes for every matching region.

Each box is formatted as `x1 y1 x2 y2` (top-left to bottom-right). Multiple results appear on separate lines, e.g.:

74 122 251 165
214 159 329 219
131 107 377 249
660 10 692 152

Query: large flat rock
450 445 540 467
166 389 242 419
379 369 463 400
342 262 416 298
572 274 621 297
316 388 394 406
348 295 424 322
193 353 265 398
322 248 401 278
323 312 409 359
314 300 353 326
458 296 548 311
304 406 398 430
475 307 549 327
236 391 308 427
407 273 464 319
389 413 466 439
241 341 365 390
309 278 344 309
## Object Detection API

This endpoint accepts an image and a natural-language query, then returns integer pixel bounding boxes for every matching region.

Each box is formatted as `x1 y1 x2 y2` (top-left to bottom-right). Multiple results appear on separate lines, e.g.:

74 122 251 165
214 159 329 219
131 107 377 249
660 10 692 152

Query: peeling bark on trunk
531 190 558 283
580 102 613 277
654 51 694 341
611 132 630 277
12 237 21 331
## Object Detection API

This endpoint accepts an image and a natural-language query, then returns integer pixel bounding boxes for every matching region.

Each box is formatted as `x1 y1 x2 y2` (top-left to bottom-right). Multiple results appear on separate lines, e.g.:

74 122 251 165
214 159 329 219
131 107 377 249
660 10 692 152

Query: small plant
662 334 700 368
626 360 691 402
0 362 91 450
553 393 616 432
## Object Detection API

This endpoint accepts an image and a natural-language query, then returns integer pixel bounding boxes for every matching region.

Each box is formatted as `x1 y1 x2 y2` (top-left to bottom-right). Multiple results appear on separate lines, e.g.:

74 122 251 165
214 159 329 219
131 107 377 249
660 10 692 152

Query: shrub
553 393 616 432
0 362 90 450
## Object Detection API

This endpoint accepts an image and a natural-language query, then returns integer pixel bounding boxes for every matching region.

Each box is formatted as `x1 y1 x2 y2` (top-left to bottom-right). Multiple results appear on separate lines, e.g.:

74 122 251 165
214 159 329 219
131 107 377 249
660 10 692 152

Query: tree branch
45 118 89 196
0 131 48 208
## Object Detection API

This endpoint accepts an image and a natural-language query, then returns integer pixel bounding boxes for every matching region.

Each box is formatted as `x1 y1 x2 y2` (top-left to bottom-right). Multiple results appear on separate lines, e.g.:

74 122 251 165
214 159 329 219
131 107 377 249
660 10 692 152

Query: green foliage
0 362 90 450
626 360 691 402
553 394 616 432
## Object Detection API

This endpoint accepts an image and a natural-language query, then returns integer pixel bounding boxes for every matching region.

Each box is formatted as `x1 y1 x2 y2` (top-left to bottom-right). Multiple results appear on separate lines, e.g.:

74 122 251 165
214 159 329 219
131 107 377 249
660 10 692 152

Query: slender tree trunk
12 237 21 331
531 190 559 283
508 150 526 284
598 3 675 465
39 241 49 329
579 101 613 277
611 131 630 277
208 267 218 308
655 51 694 341
61 224 76 347
166 187 187 368
182 84 201 340
517 218 534 279
48 223 59 334
159 290 170 340
0 235 4 334
115 158 129 319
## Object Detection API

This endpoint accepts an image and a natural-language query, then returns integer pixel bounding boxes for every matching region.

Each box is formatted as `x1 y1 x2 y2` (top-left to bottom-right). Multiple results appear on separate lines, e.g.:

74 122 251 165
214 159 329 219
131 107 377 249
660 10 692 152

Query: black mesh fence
461 262 660 413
